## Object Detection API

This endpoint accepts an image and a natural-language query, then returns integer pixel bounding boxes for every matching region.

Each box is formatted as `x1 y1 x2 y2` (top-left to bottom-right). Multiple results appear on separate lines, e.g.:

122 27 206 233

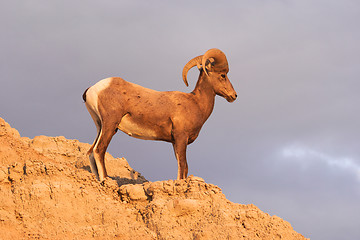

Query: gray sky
1 1 359 239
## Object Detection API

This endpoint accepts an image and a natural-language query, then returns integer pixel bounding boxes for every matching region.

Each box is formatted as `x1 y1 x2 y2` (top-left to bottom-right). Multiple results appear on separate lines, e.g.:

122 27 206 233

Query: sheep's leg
88 124 101 180
89 152 99 180
172 137 188 180
85 105 102 179
93 123 117 181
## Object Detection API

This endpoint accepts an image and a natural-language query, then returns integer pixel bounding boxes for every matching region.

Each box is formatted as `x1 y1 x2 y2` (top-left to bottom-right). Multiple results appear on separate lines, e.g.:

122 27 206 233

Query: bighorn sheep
83 48 237 181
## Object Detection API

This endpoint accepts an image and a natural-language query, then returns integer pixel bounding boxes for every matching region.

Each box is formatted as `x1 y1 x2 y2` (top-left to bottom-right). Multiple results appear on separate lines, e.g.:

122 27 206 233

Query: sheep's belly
118 114 158 140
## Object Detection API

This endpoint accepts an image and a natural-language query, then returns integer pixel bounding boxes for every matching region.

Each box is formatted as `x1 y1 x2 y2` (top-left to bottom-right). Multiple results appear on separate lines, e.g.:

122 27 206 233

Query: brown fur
84 49 237 181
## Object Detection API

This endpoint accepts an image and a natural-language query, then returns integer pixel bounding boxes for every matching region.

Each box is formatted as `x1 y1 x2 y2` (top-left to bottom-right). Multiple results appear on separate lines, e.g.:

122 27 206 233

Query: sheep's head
182 48 237 102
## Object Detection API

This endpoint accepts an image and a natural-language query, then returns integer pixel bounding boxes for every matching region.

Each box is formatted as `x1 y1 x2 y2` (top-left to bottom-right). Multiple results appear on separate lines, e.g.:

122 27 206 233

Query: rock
120 184 148 202
0 167 9 183
169 198 200 216
0 118 20 138
0 117 309 240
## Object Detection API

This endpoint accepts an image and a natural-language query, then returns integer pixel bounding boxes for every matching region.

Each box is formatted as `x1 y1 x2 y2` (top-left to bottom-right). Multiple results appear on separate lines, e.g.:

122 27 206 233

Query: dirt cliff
0 117 308 239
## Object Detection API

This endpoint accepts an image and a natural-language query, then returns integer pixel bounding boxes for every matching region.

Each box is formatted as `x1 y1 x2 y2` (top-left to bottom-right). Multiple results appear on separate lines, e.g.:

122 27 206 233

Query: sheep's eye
221 74 226 78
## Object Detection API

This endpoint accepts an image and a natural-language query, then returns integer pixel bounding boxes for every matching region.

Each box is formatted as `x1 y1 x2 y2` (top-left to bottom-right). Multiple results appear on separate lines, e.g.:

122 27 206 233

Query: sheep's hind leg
89 152 99 180
86 105 102 180
89 130 101 179
92 123 118 181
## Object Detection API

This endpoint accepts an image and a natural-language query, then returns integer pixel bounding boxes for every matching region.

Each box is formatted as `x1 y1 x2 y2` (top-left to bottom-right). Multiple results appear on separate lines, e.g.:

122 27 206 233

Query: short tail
82 87 90 102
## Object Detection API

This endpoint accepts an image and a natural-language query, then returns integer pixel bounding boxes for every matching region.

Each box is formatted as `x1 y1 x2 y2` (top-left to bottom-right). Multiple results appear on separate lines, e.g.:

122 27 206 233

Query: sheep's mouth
223 92 237 102
220 89 237 102
226 95 236 102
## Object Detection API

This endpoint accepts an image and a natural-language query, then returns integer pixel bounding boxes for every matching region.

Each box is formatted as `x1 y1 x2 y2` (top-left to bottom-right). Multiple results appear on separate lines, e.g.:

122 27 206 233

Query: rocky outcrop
0 117 308 239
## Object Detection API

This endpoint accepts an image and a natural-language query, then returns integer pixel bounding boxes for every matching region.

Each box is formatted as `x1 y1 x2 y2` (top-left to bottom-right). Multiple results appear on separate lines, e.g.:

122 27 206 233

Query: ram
83 48 237 181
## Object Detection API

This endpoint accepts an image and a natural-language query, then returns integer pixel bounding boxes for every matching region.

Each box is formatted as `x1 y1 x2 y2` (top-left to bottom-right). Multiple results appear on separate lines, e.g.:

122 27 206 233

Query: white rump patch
85 78 112 118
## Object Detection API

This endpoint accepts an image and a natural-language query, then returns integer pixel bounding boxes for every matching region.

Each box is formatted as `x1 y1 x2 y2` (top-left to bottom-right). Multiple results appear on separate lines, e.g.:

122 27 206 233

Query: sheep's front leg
172 137 188 180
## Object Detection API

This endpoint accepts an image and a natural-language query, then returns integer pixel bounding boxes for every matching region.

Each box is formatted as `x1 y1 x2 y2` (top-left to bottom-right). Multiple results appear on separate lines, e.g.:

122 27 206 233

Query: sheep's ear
209 58 215 66
205 58 215 71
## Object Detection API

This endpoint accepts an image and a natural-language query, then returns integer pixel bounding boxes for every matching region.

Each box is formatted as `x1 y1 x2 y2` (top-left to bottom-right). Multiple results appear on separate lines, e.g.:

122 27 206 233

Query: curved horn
201 48 228 76
182 55 203 87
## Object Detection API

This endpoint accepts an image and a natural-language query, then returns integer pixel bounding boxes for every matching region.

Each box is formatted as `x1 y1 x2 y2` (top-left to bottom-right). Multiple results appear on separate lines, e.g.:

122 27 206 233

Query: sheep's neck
191 72 216 121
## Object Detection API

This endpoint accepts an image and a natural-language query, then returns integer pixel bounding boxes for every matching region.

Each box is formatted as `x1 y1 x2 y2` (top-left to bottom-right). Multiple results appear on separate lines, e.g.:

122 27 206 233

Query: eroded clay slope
0 117 308 240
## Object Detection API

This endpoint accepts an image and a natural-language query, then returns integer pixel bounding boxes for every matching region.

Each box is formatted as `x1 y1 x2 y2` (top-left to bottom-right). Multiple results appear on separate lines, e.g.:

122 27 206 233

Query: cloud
281 145 360 182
